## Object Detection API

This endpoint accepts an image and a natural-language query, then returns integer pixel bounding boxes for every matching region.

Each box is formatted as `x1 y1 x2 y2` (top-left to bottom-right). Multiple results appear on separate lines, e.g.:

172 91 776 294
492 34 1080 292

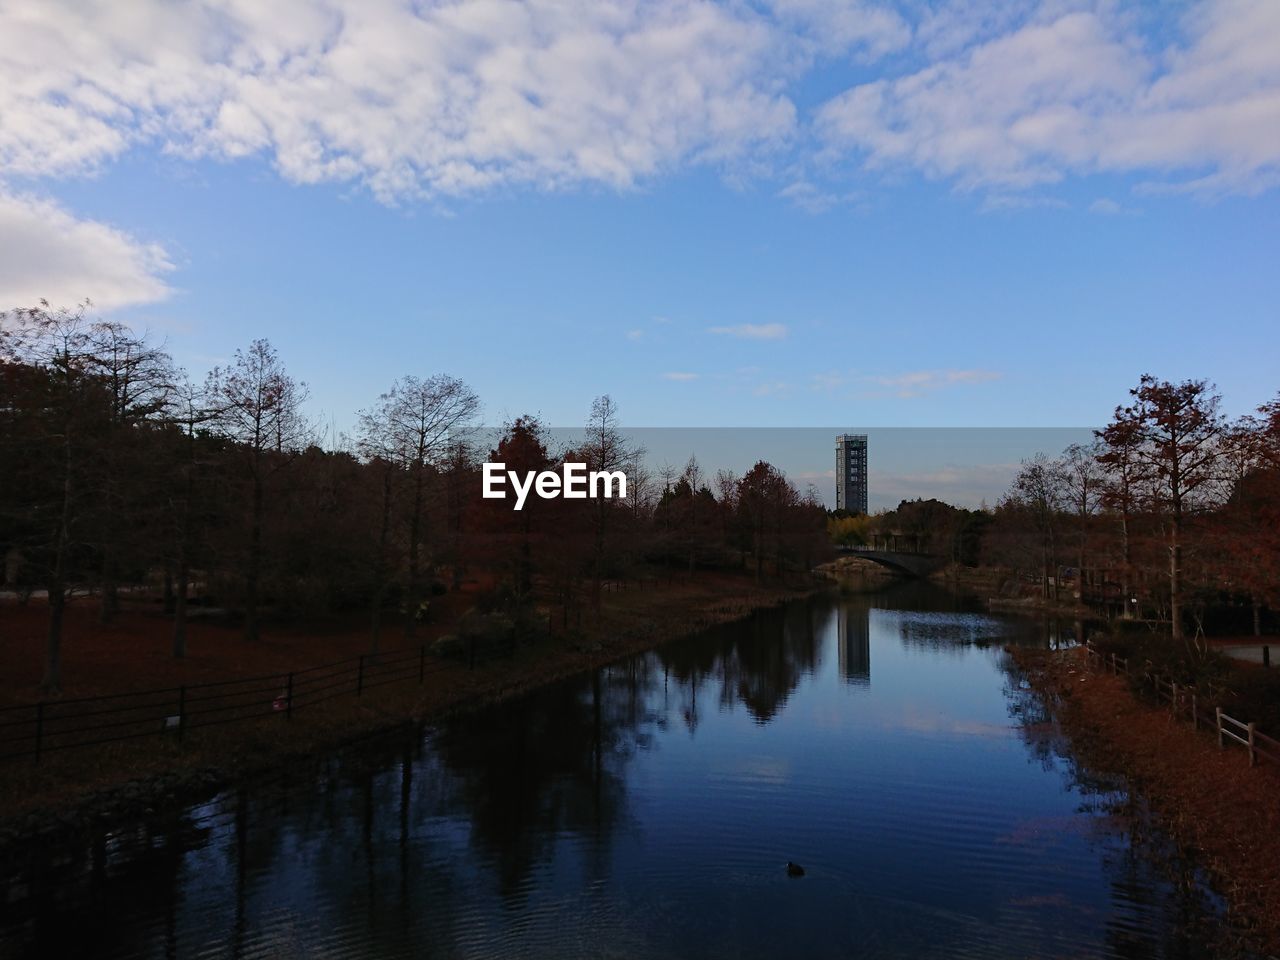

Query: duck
785 861 805 878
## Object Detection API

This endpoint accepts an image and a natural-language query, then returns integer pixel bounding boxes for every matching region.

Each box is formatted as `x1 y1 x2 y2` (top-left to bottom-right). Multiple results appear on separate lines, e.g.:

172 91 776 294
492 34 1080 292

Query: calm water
0 584 1238 958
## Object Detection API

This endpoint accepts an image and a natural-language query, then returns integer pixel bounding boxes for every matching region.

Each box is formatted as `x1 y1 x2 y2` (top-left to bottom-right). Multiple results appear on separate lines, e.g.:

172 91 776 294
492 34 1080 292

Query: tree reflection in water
0 589 1252 960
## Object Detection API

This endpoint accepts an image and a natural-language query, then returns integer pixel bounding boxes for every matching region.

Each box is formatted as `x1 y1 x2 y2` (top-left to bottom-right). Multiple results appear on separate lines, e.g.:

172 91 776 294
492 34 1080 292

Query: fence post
1171 681 1178 714
1110 652 1116 674
1264 646 1271 668
357 655 365 696
286 673 293 719
419 644 426 684
1248 722 1257 767
178 686 186 742
34 702 44 764
1216 707 1224 749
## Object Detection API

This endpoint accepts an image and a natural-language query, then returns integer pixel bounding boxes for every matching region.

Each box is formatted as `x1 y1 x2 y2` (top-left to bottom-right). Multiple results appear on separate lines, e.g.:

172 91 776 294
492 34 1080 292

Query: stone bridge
834 545 947 578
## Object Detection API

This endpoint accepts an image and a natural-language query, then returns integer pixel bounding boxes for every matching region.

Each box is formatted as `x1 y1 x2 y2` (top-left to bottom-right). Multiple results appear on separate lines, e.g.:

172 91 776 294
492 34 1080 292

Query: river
0 583 1242 958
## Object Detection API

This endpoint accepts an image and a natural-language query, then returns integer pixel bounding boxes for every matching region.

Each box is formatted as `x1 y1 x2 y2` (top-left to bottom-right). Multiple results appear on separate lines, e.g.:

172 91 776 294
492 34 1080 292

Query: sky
1 0 1278 503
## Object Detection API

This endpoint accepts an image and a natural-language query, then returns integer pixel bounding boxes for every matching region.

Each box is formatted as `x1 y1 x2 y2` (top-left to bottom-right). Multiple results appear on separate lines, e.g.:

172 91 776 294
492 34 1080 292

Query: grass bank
1012 645 1280 955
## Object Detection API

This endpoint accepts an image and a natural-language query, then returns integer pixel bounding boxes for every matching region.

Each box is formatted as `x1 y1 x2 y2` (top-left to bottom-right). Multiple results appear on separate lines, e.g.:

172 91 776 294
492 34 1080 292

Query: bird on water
786 862 805 877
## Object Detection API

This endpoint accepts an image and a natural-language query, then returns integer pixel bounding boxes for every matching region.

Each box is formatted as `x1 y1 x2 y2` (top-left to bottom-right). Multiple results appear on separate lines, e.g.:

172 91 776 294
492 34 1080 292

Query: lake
0 583 1240 958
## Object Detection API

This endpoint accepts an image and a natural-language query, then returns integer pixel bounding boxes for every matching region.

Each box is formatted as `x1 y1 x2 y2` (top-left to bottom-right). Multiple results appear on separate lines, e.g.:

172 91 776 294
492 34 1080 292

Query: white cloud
817 1 1280 196
810 371 849 391
0 192 173 311
626 328 645 341
752 380 789 396
868 369 1000 398
662 371 698 381
778 179 859 213
708 322 788 340
1088 197 1122 215
2 0 1277 207
765 0 911 60
0 0 798 202
980 193 1068 213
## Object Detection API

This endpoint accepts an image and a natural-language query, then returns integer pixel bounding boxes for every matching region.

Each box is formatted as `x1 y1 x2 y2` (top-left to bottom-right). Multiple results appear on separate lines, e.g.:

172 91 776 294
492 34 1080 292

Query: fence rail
0 644 453 765
1084 642 1280 770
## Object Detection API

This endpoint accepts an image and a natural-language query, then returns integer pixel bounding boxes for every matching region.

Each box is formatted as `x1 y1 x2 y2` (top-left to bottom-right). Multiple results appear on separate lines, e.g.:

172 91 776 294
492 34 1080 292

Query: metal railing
0 644 445 765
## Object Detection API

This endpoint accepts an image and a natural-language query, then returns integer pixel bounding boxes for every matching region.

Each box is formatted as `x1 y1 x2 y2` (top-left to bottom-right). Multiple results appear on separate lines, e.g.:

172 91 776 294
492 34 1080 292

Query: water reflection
837 605 871 686
0 586 1246 959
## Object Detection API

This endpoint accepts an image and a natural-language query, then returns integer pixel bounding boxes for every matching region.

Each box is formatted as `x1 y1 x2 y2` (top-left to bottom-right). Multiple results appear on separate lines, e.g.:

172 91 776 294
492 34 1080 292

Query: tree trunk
173 560 188 660
245 468 263 642
44 584 65 693
98 551 119 625
1169 519 1183 641
405 466 424 640
371 466 392 655
44 425 74 693
1119 512 1132 619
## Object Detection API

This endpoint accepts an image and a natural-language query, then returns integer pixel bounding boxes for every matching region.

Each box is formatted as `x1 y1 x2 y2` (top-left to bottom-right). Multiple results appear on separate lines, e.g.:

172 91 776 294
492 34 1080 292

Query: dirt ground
0 591 480 707
1014 646 1280 955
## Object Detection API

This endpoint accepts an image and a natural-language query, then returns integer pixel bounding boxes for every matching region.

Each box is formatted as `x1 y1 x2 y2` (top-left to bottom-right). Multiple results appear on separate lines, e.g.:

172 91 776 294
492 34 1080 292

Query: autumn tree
1096 414 1149 618
1212 407 1280 633
482 416 555 597
1110 375 1225 642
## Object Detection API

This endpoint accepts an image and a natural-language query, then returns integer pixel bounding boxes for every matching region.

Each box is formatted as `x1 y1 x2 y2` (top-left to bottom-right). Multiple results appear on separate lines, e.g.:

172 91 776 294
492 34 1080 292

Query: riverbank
1012 645 1280 955
0 571 819 856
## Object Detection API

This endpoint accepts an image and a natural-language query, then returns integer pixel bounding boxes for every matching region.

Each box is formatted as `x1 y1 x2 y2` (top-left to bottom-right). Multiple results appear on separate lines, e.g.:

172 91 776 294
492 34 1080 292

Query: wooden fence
1084 642 1280 769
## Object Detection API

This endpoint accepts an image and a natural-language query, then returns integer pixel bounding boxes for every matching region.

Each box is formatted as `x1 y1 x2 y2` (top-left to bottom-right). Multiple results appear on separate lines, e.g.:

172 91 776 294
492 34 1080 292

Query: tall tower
835 434 868 514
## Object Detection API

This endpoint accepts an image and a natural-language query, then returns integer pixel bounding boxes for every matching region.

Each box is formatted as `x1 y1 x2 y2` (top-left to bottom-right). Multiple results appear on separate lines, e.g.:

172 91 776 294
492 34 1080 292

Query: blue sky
1 0 1277 450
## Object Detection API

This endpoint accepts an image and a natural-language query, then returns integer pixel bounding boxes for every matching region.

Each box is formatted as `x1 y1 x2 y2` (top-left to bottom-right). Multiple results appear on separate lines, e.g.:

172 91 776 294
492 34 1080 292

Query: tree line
985 374 1280 644
0 303 829 692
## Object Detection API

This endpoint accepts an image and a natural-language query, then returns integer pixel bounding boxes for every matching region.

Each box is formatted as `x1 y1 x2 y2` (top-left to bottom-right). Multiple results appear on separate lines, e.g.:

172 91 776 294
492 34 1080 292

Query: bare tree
207 339 312 641
1059 440 1104 603
166 373 216 658
363 374 480 639
2 302 101 691
84 321 175 622
581 395 640 605
1007 454 1067 601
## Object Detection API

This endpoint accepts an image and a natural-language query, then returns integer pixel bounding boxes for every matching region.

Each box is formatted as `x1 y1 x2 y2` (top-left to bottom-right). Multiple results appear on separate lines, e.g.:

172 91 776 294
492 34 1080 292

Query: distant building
835 433 868 514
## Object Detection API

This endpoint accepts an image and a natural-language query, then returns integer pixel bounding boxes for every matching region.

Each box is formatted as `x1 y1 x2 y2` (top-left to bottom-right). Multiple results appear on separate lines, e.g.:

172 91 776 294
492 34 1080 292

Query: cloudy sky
1 0 1277 440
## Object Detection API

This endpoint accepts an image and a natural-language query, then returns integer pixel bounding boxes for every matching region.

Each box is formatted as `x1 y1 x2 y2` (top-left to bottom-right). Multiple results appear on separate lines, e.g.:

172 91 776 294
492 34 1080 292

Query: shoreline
1012 645 1280 955
0 575 822 860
